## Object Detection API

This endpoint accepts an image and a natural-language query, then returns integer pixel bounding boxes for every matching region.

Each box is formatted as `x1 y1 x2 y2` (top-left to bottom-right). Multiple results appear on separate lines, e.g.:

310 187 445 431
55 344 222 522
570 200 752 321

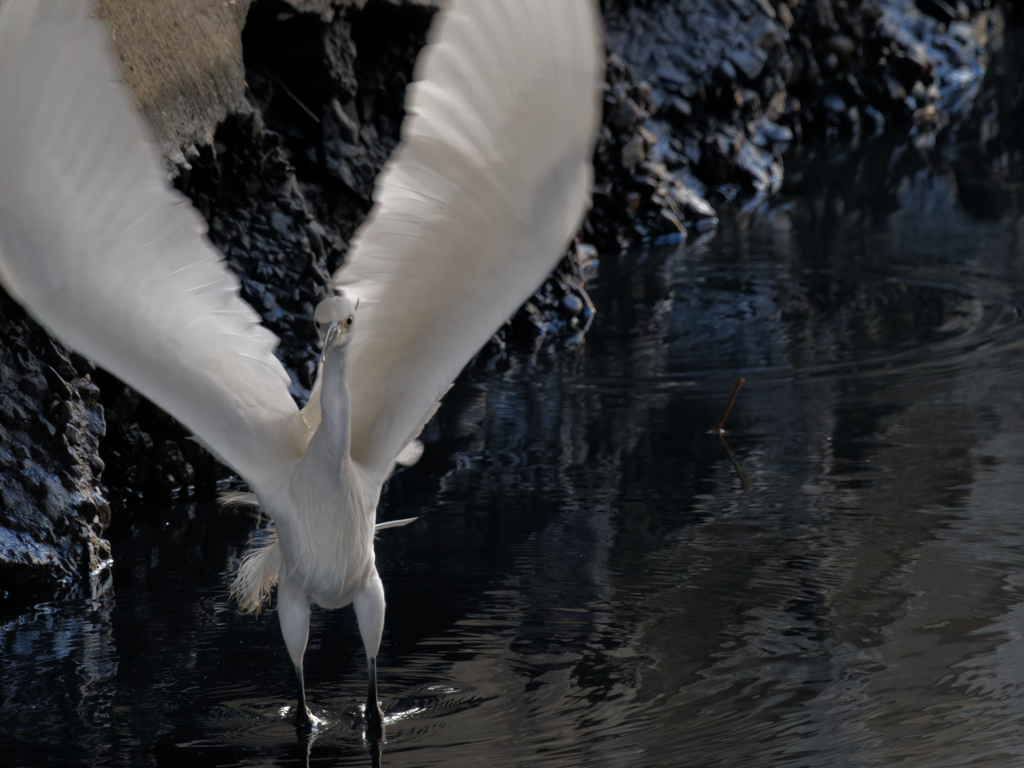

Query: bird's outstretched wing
331 0 604 479
0 1 307 490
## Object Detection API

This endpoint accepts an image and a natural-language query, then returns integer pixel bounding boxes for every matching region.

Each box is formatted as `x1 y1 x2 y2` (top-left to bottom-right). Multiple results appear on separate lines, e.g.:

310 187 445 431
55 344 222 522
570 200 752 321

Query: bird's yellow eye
344 316 354 327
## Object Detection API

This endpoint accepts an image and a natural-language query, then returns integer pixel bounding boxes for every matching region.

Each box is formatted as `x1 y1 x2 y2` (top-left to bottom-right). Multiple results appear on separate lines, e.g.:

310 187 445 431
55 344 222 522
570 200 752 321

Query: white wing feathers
332 0 604 478
0 2 307 490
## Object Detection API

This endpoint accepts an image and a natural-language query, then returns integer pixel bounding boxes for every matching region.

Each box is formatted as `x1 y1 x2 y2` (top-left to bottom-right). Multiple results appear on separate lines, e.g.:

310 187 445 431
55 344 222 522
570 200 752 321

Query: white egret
0 0 603 732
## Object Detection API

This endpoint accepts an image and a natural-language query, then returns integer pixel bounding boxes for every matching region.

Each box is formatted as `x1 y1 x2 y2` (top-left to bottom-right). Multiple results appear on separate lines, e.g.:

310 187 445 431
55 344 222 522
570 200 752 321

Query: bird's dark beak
318 320 353 364
319 321 342 364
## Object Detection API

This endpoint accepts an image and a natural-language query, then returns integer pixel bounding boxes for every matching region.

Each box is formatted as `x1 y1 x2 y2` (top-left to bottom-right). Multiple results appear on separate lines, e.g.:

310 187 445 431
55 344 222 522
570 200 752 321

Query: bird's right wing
331 0 604 479
0 2 308 491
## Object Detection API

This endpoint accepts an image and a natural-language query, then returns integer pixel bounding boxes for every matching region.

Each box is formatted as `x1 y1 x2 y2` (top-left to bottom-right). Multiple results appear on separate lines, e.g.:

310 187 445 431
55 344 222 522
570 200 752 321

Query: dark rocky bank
0 0 1017 600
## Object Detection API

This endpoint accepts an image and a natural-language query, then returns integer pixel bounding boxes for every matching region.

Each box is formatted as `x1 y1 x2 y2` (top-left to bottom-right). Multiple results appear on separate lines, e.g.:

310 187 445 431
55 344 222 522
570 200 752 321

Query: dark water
4 169 1024 767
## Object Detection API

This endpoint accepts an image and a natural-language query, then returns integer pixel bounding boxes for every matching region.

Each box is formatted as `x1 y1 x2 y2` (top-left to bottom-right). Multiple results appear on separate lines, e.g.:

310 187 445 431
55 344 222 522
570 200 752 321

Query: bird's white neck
307 340 351 470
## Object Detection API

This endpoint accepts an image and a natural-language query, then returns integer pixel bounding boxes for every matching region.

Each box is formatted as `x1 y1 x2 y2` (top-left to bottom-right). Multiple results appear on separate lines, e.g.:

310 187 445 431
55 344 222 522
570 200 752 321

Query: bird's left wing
0 1 308 489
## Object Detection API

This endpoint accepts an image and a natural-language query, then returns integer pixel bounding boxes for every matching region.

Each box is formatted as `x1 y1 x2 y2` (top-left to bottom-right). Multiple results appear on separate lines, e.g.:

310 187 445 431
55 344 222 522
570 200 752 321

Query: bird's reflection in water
362 704 384 768
279 703 388 768
366 733 384 768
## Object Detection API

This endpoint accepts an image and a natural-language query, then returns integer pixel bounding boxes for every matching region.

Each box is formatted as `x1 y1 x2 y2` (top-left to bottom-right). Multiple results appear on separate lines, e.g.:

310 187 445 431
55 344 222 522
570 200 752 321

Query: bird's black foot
293 705 317 730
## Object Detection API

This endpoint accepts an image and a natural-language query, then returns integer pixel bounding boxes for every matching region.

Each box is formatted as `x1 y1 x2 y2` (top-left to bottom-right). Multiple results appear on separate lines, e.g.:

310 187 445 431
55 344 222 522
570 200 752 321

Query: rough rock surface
0 293 109 599
0 0 1012 598
592 0 1001 248
96 0 253 173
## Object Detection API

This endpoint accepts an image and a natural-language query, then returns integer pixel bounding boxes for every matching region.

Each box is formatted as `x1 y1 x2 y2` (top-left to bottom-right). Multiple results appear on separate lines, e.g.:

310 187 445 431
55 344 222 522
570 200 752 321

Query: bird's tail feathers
218 490 260 508
230 528 281 616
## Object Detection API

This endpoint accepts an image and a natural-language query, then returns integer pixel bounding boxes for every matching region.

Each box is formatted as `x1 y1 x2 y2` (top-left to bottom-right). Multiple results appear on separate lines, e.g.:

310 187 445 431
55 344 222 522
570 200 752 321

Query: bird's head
314 294 357 362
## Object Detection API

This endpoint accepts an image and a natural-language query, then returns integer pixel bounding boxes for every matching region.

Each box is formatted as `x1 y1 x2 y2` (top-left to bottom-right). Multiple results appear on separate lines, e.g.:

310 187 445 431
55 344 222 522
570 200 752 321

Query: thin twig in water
708 377 750 489
715 376 745 434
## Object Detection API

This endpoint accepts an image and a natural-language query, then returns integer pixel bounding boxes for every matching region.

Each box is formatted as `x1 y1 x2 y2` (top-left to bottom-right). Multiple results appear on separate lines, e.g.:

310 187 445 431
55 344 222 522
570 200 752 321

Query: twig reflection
718 432 751 491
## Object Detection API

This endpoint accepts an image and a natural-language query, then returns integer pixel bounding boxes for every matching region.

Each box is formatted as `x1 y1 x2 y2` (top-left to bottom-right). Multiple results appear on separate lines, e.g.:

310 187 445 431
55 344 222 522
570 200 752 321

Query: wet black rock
0 290 110 600
593 0 1000 248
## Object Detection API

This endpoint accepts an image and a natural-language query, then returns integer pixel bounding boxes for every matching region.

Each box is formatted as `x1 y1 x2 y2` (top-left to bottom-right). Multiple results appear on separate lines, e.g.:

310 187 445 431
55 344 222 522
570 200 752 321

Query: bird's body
0 0 603 733
275 457 378 614
273 305 377 614
271 443 377 614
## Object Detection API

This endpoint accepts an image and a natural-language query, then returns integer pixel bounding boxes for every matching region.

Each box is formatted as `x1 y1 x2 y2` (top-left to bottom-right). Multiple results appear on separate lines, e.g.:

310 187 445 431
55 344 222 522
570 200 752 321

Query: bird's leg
354 571 386 738
279 575 316 729
295 663 312 729
365 656 382 738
